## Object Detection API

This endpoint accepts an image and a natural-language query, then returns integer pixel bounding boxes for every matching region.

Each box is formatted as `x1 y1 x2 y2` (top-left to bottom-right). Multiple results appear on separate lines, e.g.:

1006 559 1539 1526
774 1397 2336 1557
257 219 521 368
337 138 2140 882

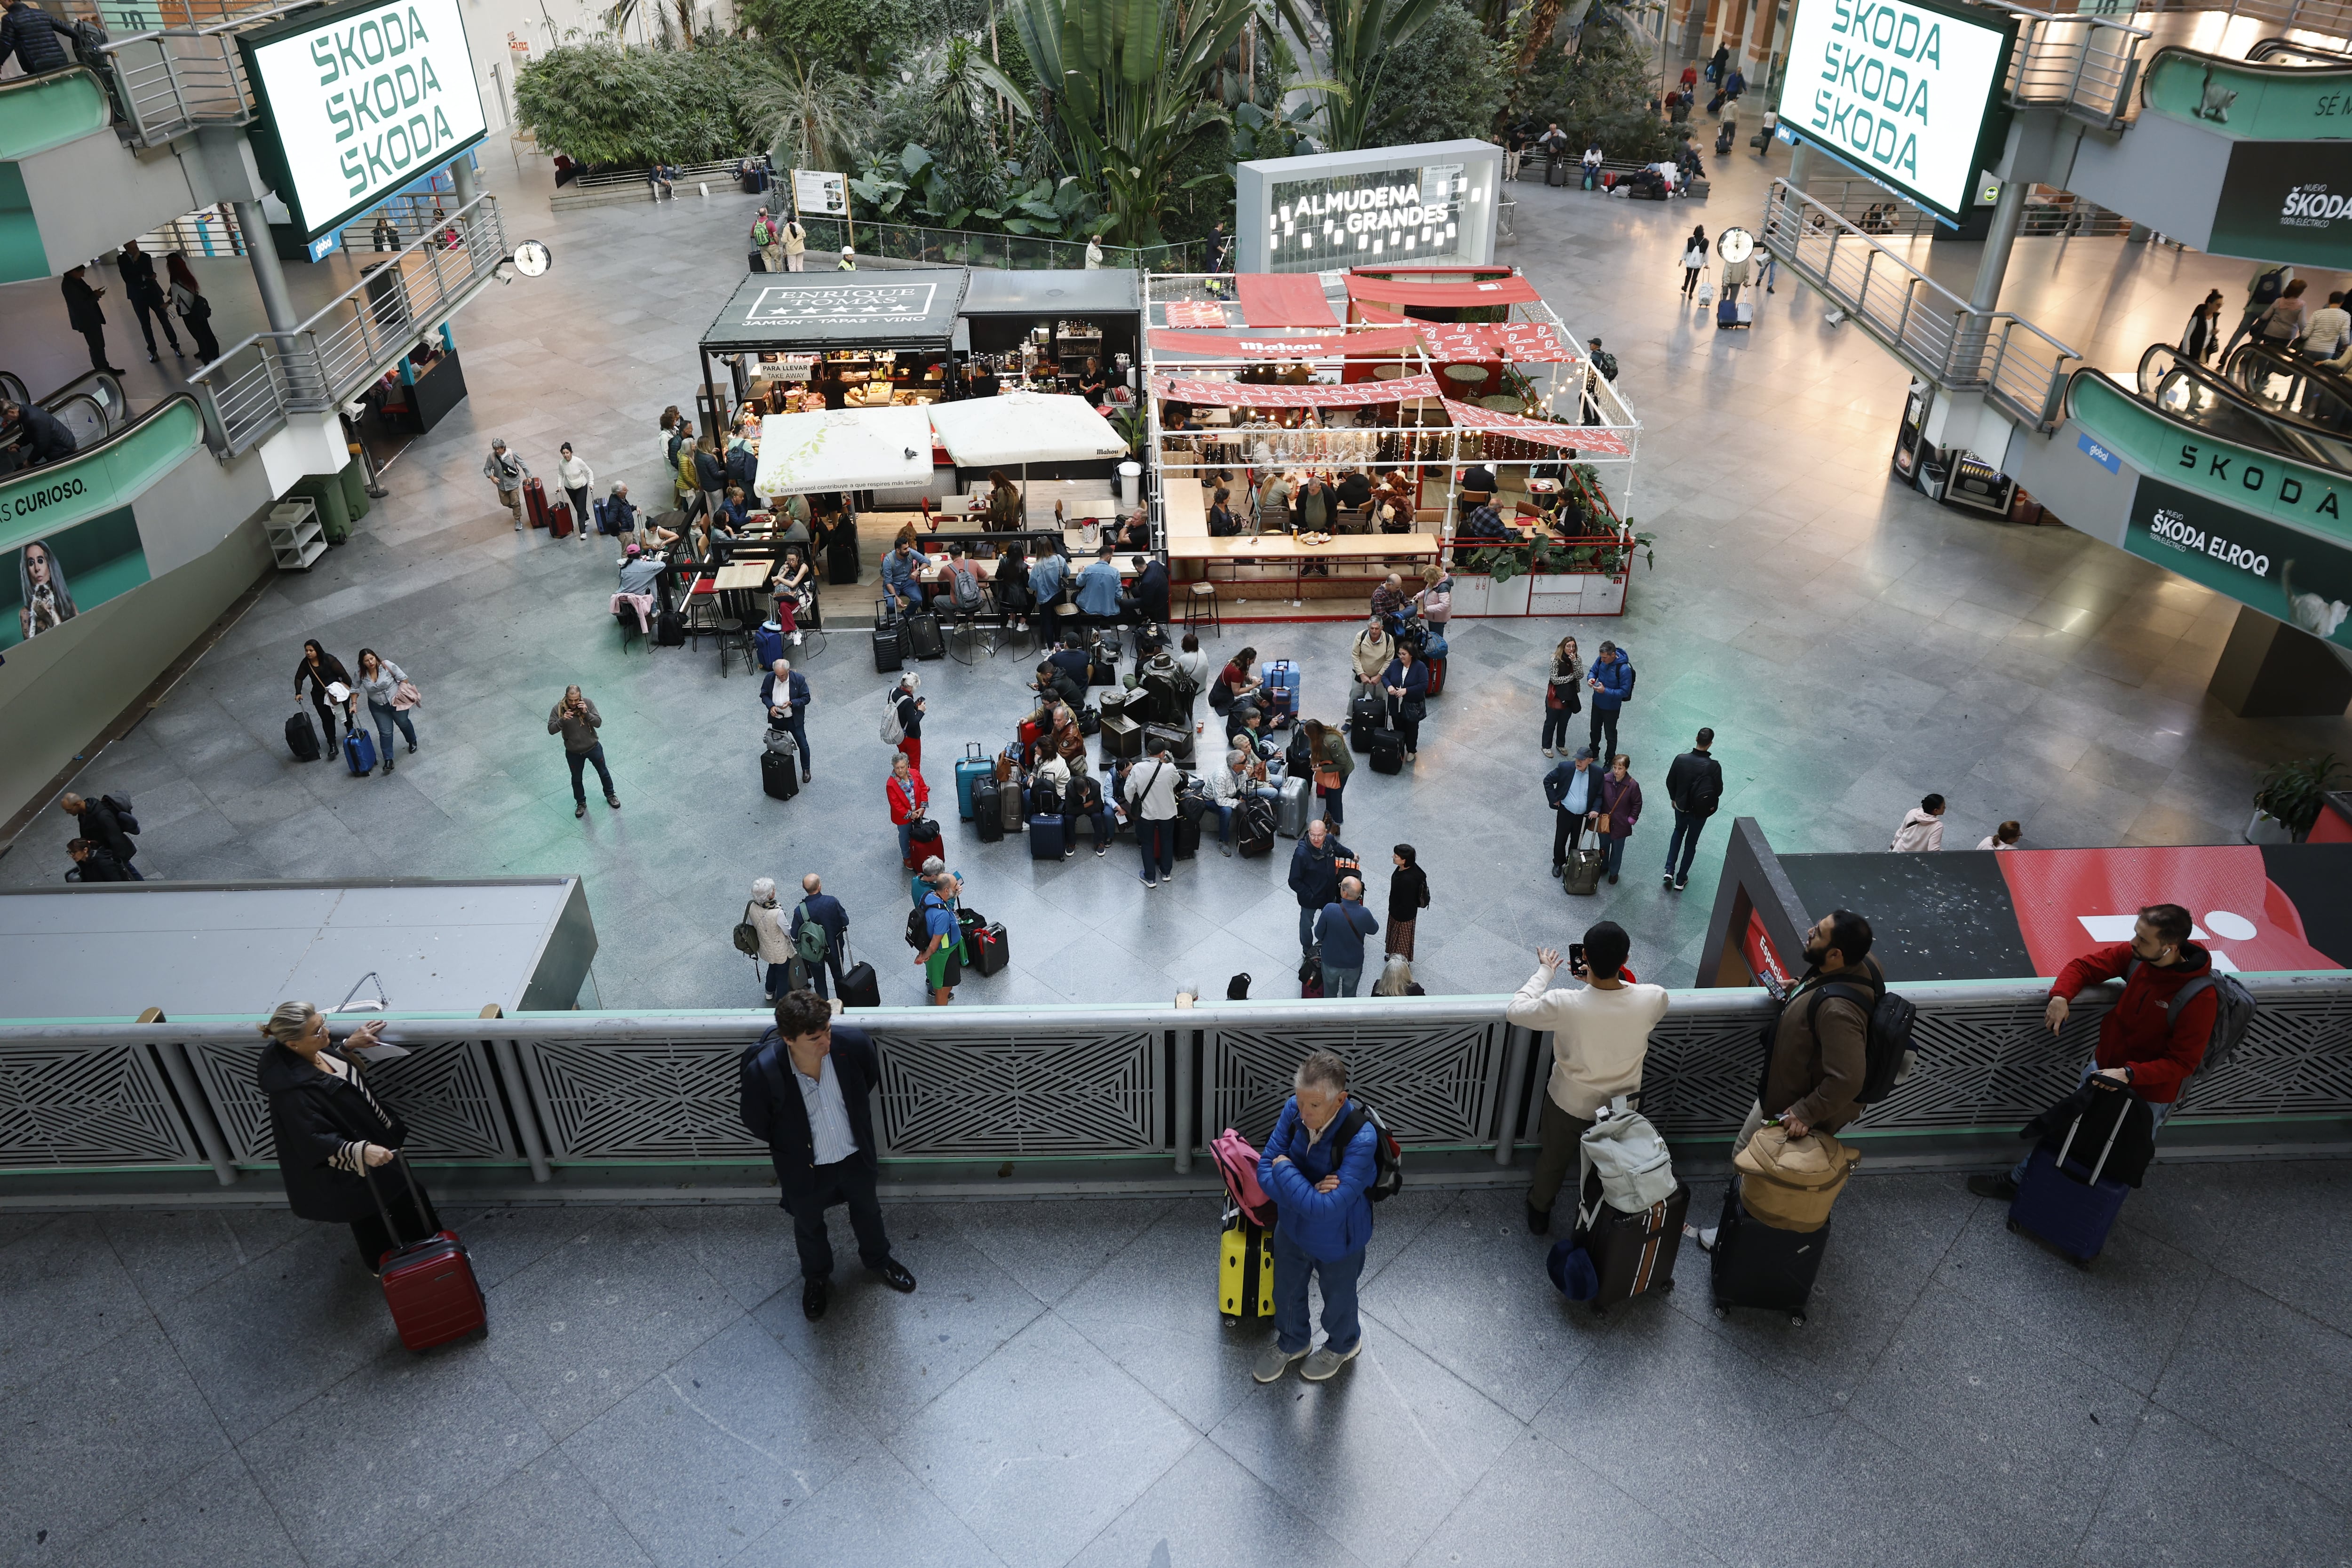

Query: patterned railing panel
184 1039 516 1165
517 1039 763 1161
1208 1019 1505 1146
0 1042 198 1168
867 1027 1163 1157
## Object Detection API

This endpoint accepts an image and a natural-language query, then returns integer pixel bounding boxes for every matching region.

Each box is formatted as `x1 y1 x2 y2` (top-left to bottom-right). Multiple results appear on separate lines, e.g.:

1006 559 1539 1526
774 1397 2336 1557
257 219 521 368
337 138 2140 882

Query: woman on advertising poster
19 539 76 641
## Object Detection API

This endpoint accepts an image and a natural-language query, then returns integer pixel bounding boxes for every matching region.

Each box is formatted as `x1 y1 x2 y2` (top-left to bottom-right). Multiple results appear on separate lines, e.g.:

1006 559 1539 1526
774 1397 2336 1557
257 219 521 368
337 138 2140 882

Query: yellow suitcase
1219 1212 1274 1324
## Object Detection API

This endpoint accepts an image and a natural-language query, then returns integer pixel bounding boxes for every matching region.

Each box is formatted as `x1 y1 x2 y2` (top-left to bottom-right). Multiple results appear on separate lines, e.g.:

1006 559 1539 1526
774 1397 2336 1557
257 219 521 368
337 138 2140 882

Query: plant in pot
2249 753 2344 843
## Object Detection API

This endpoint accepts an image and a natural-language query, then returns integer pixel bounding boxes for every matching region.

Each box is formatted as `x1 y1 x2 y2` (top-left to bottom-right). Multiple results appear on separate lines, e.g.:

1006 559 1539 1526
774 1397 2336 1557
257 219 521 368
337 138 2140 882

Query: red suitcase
1423 654 1446 697
368 1157 486 1352
523 476 549 529
547 500 574 538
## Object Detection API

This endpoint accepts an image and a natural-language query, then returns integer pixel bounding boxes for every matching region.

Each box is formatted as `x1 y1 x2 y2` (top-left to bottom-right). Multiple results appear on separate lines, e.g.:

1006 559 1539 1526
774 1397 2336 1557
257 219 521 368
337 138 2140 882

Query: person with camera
1507 925 1669 1234
548 685 620 818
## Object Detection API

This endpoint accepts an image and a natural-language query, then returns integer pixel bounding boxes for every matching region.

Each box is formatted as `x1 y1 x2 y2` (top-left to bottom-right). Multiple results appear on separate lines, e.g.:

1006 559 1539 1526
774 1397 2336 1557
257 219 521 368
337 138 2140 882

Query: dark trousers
1389 702 1420 754
349 1170 440 1272
780 1157 894 1280
1664 809 1708 882
129 291 180 354
79 326 111 372
567 742 615 803
1527 1097 1595 1216
1589 707 1620 764
184 311 220 362
1542 705 1574 750
784 951 849 1001
773 714 810 770
1320 781 1344 827
1137 818 1173 877
1551 807 1588 869
566 486 592 533
310 692 350 745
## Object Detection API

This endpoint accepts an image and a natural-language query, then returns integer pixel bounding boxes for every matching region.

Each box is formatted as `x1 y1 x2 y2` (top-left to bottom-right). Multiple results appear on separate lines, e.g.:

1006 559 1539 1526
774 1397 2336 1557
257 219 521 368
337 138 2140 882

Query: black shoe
606 795 621 809
1967 1173 2019 1202
871 1258 917 1293
802 1275 830 1320
407 742 417 754
1526 1202 1550 1235
1663 873 1676 890
1551 863 1565 876
148 352 159 364
575 801 587 818
103 366 128 376
1607 873 1618 885
1675 877 1689 890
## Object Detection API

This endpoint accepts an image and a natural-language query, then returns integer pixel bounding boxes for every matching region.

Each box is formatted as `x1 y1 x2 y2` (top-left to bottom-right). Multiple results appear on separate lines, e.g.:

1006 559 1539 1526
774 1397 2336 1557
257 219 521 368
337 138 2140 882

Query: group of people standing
1540 633 1726 893
57 242 221 377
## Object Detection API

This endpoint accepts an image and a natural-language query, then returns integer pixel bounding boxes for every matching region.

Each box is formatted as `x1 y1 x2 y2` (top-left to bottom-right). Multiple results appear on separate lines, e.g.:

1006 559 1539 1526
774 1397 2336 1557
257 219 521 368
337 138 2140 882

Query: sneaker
790 631 803 645
1301 1342 1361 1382
148 352 160 364
1675 876 1688 890
1220 842 1232 857
575 801 587 818
1664 873 1676 890
1692 1225 1718 1254
1966 1172 2020 1202
1542 747 1556 758
1253 1343 1307 1383
1142 874 1159 888
1096 844 1109 858
407 742 417 754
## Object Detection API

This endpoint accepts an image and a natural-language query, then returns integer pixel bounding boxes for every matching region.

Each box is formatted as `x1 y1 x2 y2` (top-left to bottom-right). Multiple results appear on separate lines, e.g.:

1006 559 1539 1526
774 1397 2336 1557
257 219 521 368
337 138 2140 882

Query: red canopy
1148 325 1424 359
1442 397 1630 457
1419 322 1577 364
1155 372 1442 408
1238 272 1337 327
1164 300 1230 329
1344 272 1542 308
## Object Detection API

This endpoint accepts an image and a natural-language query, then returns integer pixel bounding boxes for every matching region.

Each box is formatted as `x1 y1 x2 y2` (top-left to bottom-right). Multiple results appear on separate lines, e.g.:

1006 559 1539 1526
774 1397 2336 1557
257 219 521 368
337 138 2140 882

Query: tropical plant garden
512 0 1676 251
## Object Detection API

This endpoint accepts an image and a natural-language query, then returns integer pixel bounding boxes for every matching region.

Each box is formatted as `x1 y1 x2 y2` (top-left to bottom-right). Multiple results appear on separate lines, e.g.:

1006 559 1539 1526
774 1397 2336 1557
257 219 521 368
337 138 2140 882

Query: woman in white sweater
556 444 595 539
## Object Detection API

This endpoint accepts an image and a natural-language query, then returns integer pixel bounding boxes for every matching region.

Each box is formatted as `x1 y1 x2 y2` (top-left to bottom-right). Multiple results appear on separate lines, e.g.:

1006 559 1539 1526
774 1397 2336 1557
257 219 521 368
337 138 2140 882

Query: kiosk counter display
956 270 1143 402
697 268 970 438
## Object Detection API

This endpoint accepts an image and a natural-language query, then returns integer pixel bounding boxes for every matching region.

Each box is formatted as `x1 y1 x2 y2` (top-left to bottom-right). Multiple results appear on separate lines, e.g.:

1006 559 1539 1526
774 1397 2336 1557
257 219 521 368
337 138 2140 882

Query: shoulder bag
391 679 422 710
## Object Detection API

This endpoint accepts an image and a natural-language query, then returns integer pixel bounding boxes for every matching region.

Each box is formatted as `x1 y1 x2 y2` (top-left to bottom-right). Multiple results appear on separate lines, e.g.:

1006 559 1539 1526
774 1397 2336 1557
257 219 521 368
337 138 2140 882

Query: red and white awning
1154 372 1443 408
1441 398 1631 457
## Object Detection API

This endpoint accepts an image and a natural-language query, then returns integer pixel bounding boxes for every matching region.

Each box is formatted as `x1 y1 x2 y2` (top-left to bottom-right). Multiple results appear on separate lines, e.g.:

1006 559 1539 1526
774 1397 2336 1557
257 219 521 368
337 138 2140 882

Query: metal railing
58 0 319 149
5 972 2352 1190
186 192 508 455
2142 0 2352 48
1802 179 1937 238
2003 6 2150 127
547 157 759 211
131 204 247 258
2138 344 2352 471
796 216 1203 274
1761 180 2082 430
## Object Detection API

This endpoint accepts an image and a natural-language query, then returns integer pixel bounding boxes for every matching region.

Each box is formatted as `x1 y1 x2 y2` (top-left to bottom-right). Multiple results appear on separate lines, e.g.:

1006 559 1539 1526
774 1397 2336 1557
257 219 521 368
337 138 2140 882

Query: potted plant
2249 753 2344 843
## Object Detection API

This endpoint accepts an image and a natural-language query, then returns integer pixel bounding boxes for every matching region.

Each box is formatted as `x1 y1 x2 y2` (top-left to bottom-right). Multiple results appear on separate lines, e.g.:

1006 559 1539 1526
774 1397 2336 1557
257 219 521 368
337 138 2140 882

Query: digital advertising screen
239 0 489 240
1774 0 2018 223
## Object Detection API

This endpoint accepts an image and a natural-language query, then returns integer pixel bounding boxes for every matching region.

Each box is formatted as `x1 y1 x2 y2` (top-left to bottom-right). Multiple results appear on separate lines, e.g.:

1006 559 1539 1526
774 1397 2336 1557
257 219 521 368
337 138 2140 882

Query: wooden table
1168 532 1443 598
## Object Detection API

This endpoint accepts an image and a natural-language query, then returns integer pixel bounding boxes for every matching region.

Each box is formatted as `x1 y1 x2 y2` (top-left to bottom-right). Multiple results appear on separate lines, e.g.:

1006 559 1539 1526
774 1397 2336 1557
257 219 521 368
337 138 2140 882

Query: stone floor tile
0 1215 149 1388
391 1450 654 1568
2120 1160 2352 1337
1404 1428 1717 1568
2151 1276 2352 1507
41 1451 302 1568
1066 1437 1371 1568
939 1196 1177 1306
95 1209 310 1314
729 1451 1004 1568
2073 1406 2351 1568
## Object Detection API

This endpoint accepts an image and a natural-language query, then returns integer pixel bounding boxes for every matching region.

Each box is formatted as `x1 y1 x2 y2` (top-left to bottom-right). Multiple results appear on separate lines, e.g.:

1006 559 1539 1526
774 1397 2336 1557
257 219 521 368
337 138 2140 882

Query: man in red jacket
1969 902 2215 1200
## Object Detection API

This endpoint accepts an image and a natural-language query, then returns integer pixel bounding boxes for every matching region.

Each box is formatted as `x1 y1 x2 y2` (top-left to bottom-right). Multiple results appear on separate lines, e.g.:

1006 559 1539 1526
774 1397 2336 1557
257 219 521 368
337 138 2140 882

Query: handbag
391 679 422 710
1682 246 1704 270
1545 684 1563 711
1593 812 1613 836
1314 765 1343 792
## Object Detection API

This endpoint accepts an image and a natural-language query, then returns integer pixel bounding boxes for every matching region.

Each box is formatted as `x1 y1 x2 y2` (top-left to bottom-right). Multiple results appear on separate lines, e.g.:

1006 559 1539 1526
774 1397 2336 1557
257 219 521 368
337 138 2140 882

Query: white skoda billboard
1775 0 2018 223
240 0 489 240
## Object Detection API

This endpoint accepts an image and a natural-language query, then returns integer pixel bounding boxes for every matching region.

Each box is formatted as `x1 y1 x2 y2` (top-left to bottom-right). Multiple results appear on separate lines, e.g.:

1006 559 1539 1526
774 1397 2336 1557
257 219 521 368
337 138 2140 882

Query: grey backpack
2134 960 2257 1078
1578 1096 1677 1224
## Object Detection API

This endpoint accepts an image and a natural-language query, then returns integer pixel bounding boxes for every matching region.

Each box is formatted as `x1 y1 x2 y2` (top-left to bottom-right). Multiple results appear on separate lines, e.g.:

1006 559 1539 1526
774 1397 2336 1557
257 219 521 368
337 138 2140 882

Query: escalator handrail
2224 339 2352 425
0 392 201 501
2247 35 2352 65
0 369 130 455
2125 345 2352 474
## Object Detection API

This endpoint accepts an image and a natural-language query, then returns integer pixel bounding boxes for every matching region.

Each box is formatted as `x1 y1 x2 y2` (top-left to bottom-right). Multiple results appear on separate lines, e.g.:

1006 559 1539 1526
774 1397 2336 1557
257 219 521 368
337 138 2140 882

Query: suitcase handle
362 1147 428 1244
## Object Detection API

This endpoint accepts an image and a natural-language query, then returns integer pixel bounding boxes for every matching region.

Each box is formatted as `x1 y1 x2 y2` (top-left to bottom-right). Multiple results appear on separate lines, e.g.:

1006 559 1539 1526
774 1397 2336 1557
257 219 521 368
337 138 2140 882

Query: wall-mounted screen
239 0 489 240
1774 0 2018 223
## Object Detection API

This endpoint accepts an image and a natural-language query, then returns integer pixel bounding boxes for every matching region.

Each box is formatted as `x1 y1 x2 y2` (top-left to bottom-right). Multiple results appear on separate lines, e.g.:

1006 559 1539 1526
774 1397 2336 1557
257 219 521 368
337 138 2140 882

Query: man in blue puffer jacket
1586 639 1633 763
1254 1049 1379 1385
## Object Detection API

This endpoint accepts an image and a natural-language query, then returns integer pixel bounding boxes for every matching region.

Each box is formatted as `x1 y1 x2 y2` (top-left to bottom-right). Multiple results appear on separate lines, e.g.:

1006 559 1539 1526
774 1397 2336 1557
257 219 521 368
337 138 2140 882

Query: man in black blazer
739 989 918 1320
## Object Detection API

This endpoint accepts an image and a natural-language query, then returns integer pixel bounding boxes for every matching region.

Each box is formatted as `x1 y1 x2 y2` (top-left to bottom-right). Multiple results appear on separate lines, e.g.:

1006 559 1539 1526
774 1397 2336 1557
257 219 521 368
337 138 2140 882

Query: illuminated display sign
239 0 489 241
1236 140 1502 275
1775 0 2017 223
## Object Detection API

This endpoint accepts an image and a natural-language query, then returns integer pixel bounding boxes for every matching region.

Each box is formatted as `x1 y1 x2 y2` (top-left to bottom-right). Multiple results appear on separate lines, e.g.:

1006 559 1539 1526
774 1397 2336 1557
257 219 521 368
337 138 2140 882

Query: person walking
1288 819 1355 957
1303 717 1352 828
352 648 418 774
1542 634 1583 756
1252 1050 1379 1384
737 989 918 1321
555 444 595 540
294 638 355 756
1596 753 1642 886
1126 746 1181 889
255 1001 438 1271
66 836 133 882
1 0 77 72
164 254 221 363
751 207 784 273
1315 878 1380 997
1891 793 1946 851
1978 820 2024 851
747 877 797 1001
1385 844 1428 961
61 264 124 376
788 874 851 1000
1661 728 1722 891
887 750 930 865
916 869 962 1005
889 672 924 774
59 791 143 880
763 657 813 782
115 241 183 363
2222 263 2293 359
1680 226 1709 301
548 685 619 818
2181 289 2225 365
1382 642 1429 761
1509 925 1669 1234
1586 641 1631 761
484 438 529 528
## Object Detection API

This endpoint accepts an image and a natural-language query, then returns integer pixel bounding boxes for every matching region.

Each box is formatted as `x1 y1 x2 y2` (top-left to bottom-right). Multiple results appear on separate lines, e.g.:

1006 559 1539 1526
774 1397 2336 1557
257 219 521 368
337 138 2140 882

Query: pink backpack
1212 1128 1275 1228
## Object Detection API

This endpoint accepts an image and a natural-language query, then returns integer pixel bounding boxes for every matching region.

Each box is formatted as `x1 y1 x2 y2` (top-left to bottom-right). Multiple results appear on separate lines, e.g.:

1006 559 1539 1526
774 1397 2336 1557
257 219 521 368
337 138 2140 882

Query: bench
549 158 761 213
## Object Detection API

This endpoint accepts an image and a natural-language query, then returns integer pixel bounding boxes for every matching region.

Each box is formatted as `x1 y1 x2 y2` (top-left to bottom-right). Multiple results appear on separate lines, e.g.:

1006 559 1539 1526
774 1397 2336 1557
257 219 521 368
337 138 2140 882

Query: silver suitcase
1274 776 1312 838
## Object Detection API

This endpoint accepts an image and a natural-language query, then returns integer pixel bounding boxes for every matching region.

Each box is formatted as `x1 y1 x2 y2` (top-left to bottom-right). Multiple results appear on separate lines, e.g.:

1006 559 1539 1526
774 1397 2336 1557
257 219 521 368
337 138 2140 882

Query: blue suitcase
1260 658 1300 720
2007 1147 2130 1267
1029 813 1066 859
342 729 377 775
953 742 993 821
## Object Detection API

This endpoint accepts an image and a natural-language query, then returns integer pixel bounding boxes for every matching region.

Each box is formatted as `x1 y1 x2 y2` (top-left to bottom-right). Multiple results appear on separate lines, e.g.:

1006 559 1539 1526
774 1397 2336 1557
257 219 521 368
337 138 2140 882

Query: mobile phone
1568 943 1587 975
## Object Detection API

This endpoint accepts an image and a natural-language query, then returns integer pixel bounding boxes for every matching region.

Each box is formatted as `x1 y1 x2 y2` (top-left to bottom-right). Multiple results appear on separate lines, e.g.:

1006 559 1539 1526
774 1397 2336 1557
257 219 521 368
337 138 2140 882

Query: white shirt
1976 835 2017 851
1506 967 1670 1119
793 1051 858 1166
2304 305 2350 357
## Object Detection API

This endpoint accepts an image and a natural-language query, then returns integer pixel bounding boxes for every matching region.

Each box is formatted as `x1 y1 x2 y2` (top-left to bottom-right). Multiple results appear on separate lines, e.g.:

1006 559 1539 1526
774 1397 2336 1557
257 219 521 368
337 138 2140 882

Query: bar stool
1182 580 1221 637
1053 601 1081 643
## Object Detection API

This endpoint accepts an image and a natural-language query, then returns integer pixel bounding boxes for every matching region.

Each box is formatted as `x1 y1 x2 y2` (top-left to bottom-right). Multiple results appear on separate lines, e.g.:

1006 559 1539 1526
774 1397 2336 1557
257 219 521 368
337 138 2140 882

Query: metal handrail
2000 5 2151 126
186 193 508 455
1761 181 2082 431
2137 343 2352 472
2225 340 2352 432
2140 0 2352 48
0 368 130 466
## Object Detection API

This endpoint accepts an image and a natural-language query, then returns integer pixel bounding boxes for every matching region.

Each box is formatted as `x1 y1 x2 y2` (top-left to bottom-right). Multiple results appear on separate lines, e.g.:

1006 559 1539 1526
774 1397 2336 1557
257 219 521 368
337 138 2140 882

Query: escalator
2136 344 2352 473
2246 37 2352 66
2224 341 2352 436
0 368 131 473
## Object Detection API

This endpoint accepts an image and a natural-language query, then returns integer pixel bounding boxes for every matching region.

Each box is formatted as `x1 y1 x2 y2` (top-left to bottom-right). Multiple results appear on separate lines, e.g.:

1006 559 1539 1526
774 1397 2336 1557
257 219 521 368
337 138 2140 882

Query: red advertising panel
1996 845 2339 977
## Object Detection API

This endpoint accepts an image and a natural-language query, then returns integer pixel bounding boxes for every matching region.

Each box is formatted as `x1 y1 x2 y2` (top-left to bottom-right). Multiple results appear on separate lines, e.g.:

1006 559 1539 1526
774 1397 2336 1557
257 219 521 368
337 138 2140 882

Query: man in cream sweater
1507 922 1670 1234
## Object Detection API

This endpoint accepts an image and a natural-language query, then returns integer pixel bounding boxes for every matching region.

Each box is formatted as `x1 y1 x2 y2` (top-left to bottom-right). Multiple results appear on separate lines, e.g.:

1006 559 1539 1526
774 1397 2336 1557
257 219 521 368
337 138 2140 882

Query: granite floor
6 131 2351 1010
5 1160 2349 1568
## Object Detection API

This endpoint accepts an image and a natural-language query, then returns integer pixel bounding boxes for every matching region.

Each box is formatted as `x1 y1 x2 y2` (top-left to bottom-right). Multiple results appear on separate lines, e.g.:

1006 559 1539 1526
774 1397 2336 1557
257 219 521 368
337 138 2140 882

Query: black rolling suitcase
286 709 322 761
838 949 881 1008
1173 813 1201 860
904 612 946 661
748 249 769 273
1029 813 1066 858
761 744 800 800
826 528 861 584
968 921 1009 976
1709 1185 1830 1326
1236 797 1277 857
1369 728 1405 774
1546 157 1567 187
1349 690 1386 751
872 620 903 673
971 775 1004 842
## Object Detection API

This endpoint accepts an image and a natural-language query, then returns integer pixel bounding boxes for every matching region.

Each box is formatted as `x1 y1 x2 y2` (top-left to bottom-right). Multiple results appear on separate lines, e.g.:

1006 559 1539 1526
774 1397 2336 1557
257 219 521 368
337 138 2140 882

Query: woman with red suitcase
255 1002 438 1271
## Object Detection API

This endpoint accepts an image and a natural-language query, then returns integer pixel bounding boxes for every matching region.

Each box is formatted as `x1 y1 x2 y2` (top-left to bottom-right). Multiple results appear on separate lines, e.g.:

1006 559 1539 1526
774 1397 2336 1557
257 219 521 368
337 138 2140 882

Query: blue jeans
1664 810 1707 881
368 700 417 756
1320 782 1344 826
771 713 809 769
1211 802 1235 842
898 820 916 863
1602 832 1629 878
1298 904 1319 953
1272 1226 1365 1355
1327 965 1362 998
2009 1061 2174 1183
566 743 614 804
1137 818 1172 878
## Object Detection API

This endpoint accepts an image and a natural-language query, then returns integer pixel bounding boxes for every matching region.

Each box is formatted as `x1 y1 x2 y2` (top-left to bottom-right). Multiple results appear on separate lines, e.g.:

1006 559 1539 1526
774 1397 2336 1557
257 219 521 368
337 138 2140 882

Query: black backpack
1589 348 1619 381
2250 266 2289 308
102 793 140 834
1333 1101 1405 1202
1807 979 1918 1106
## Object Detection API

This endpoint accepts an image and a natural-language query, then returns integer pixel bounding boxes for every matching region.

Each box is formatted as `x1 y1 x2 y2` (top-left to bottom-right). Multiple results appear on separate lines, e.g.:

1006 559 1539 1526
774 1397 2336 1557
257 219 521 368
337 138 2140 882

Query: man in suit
61 264 124 376
116 241 183 362
738 989 918 1320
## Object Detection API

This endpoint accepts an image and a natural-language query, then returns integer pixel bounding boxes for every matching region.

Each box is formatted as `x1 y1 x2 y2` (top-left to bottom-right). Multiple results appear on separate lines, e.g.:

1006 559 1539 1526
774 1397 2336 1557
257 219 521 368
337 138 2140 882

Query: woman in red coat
1596 753 1643 887
887 751 931 866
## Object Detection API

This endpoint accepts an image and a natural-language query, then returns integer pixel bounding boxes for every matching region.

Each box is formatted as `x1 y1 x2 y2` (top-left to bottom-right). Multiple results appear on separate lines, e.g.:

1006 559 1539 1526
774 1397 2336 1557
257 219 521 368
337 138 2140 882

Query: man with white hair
484 438 528 528
762 658 813 782
1253 1049 1379 1384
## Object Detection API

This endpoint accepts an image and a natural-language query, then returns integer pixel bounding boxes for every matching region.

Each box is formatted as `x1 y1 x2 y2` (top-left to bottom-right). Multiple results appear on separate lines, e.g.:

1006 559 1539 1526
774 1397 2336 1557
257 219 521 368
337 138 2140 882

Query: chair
614 605 645 653
1182 581 1221 637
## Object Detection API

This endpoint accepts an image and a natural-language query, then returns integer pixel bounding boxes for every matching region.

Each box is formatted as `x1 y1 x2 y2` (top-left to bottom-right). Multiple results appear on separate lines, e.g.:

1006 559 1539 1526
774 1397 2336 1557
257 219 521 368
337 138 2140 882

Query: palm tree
1309 0 1448 151
746 51 865 172
603 0 697 48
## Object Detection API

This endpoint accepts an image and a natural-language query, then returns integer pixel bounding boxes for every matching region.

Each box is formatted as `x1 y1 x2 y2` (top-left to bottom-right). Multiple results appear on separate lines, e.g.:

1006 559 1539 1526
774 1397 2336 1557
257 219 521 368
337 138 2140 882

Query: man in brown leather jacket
1749 908 1882 1149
